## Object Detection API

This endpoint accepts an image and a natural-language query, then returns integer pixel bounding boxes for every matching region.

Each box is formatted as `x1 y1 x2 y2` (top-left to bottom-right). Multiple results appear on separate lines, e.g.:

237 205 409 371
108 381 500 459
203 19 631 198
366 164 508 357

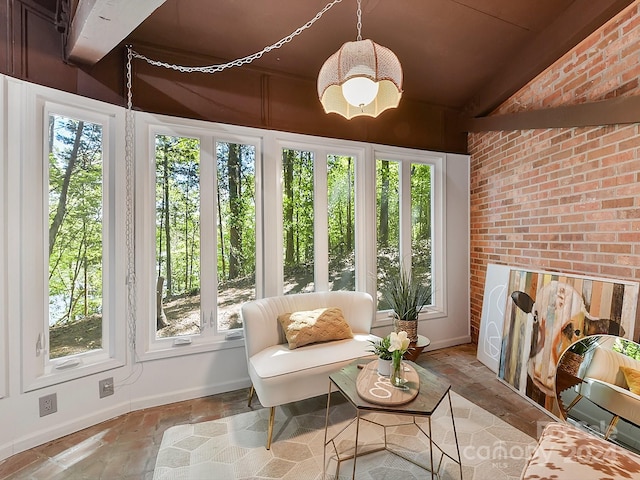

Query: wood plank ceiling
60 0 634 121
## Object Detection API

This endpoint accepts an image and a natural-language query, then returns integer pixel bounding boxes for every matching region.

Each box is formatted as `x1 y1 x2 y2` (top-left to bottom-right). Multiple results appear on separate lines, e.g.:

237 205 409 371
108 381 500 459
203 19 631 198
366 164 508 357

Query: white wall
432 153 471 348
0 75 471 462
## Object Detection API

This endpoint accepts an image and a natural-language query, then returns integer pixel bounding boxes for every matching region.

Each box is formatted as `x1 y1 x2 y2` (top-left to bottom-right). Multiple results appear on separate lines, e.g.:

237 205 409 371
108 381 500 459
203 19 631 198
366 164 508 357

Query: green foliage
368 336 392 360
48 116 103 324
613 337 640 360
376 159 399 249
327 155 355 290
569 335 601 355
375 159 433 312
155 135 201 298
282 149 314 271
48 115 105 357
382 262 432 321
46 121 435 352
216 142 256 282
154 138 258 333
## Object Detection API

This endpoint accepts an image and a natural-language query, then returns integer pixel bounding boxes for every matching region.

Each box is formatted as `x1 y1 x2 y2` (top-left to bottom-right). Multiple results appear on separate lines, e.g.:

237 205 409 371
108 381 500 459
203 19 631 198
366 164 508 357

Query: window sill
136 336 245 362
23 357 125 393
373 308 448 329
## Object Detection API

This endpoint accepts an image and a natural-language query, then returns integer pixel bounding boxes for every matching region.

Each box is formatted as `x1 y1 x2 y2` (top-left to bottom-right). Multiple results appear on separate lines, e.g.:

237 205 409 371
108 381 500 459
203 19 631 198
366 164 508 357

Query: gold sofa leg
604 415 620 440
247 385 255 407
267 406 275 450
565 393 583 413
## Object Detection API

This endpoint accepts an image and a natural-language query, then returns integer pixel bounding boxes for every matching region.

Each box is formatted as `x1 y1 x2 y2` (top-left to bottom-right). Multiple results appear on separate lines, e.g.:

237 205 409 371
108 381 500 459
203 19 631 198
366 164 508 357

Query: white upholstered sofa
241 290 379 448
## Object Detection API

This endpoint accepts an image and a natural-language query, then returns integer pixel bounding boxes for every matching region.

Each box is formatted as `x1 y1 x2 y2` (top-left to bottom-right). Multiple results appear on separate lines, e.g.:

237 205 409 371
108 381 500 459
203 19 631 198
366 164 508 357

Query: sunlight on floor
51 431 108 469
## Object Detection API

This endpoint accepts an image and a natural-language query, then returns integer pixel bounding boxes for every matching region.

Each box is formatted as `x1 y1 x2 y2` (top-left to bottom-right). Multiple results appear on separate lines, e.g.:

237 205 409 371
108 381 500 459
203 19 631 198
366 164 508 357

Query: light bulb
341 77 379 107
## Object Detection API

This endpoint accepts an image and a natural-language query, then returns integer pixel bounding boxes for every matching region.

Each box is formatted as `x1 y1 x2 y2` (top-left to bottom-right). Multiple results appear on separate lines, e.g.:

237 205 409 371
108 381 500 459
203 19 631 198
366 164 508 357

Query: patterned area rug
153 391 537 480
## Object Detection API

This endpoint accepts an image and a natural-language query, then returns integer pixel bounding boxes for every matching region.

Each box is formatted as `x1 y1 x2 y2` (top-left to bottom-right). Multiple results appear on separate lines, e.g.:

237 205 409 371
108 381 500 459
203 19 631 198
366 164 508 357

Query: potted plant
382 263 432 343
559 335 601 376
368 336 393 376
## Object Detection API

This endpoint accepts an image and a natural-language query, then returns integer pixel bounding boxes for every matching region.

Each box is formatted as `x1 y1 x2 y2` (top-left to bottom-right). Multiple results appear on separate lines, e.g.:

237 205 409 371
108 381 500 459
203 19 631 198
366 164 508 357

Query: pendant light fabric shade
318 39 403 119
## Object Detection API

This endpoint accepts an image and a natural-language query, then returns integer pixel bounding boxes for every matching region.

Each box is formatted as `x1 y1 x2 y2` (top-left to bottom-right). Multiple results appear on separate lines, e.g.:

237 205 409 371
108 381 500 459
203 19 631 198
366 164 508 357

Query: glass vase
391 353 407 388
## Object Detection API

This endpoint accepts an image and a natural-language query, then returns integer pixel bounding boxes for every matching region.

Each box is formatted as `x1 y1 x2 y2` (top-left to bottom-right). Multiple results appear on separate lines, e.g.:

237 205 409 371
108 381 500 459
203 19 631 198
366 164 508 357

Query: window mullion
200 136 216 336
399 160 413 264
314 151 329 292
262 135 281 297
357 146 376 296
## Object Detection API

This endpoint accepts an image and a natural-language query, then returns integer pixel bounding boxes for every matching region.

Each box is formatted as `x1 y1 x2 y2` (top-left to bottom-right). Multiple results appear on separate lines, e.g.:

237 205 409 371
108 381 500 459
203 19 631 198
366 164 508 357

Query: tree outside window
48 114 104 359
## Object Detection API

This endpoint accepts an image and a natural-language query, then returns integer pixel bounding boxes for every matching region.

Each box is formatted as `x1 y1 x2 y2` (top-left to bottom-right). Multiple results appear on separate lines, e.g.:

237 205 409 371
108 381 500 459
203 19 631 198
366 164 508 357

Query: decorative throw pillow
277 307 353 349
620 366 640 395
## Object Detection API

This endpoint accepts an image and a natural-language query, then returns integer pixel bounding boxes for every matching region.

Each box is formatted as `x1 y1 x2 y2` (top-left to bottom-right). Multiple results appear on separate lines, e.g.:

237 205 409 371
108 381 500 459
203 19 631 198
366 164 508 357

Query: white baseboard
427 336 471 351
1 401 130 463
0 376 252 464
129 377 251 411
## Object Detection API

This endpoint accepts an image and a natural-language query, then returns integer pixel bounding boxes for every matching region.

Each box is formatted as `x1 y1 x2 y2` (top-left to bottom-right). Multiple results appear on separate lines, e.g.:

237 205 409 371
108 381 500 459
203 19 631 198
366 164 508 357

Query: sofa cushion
620 366 640 394
250 333 376 379
277 307 353 349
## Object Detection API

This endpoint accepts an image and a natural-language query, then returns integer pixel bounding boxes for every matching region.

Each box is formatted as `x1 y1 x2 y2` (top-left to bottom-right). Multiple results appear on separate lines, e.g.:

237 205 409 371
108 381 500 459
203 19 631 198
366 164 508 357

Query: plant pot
377 358 392 376
395 319 418 343
558 351 583 377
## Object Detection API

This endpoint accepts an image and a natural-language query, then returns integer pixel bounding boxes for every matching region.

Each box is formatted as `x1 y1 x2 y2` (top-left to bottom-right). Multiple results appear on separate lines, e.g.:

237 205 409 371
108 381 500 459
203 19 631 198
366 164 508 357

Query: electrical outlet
39 393 57 417
99 377 114 398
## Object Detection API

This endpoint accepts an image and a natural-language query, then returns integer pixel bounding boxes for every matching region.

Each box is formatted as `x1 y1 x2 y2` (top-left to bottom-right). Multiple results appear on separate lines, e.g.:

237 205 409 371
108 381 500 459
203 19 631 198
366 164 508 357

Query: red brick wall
468 1 640 343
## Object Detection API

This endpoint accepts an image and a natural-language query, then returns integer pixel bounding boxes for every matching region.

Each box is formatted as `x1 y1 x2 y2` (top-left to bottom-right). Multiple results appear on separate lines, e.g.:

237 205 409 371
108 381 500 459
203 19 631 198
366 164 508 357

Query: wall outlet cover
39 393 57 417
99 377 114 398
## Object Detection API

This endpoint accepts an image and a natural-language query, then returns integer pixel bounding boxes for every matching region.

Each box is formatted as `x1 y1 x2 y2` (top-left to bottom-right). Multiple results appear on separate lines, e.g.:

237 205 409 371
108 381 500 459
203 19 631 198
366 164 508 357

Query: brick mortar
468 1 640 343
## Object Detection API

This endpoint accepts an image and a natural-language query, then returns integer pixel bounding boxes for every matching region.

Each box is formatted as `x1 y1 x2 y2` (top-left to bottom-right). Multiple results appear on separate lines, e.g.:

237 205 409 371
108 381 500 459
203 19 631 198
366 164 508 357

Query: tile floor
0 343 551 480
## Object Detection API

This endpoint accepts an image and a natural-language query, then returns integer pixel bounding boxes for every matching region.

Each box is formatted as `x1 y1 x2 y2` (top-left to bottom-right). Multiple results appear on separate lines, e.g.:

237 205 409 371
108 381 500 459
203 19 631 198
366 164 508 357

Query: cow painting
511 280 624 397
498 270 638 415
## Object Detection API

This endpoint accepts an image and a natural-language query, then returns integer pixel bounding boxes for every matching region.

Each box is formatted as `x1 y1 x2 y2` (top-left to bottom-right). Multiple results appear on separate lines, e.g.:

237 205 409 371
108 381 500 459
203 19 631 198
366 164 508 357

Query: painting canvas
477 263 512 372
498 269 640 415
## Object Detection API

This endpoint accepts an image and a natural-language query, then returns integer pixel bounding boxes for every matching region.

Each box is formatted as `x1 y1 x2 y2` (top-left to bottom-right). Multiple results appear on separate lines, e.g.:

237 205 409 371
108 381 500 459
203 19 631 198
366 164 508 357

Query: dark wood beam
463 94 640 132
462 0 635 118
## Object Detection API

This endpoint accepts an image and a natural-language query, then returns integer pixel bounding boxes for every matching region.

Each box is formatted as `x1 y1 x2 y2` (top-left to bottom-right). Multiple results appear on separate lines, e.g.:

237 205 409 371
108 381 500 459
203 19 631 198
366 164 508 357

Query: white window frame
0 75 6 399
16 82 126 392
269 134 367 296
135 117 447 360
372 146 447 327
134 112 262 360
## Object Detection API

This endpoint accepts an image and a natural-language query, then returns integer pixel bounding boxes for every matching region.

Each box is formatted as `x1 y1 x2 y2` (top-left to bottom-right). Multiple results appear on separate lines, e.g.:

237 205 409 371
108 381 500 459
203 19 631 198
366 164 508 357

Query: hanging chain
356 0 363 41
130 0 344 74
124 0 350 354
125 47 137 354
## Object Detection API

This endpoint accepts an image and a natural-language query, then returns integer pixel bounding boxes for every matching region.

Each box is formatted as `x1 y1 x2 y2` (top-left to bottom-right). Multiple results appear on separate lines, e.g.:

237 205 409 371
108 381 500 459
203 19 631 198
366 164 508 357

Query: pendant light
317 0 403 119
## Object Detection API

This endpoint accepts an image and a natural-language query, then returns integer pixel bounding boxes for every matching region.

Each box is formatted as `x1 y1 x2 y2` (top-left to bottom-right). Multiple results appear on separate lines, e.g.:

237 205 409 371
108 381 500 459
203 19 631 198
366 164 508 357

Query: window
136 114 261 357
215 141 257 331
275 140 365 296
18 84 125 391
137 120 446 359
410 163 433 292
7 77 452 371
48 115 105 358
282 148 315 293
375 149 444 322
327 155 356 291
154 135 202 339
376 158 401 307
